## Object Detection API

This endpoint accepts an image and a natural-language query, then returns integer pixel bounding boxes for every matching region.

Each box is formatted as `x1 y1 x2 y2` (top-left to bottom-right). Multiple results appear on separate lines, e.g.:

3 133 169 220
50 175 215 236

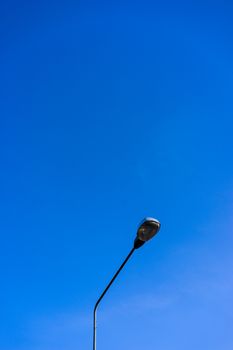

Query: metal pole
93 247 135 350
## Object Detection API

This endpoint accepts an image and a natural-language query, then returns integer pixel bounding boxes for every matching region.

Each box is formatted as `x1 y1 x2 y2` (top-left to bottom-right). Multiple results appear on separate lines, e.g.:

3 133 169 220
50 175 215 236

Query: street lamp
93 217 161 350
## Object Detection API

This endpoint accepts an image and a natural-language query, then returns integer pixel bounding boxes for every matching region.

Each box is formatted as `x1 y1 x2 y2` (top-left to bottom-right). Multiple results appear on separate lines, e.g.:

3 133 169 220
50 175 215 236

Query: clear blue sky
1 1 233 349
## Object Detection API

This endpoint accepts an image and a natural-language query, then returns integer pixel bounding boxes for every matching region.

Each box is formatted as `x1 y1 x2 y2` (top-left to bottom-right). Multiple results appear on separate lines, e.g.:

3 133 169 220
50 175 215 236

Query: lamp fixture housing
134 217 161 249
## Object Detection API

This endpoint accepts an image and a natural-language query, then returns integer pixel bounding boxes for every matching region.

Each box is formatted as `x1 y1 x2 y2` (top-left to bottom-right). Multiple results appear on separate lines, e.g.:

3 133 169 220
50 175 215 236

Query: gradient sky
1 1 233 349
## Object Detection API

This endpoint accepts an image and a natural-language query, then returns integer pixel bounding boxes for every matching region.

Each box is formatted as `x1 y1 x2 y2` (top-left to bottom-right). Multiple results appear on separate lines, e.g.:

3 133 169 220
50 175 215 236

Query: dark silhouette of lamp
93 217 161 350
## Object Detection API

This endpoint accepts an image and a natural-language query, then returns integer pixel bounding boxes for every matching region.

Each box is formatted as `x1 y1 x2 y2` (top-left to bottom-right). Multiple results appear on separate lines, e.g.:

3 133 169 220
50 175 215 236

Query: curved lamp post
93 217 161 350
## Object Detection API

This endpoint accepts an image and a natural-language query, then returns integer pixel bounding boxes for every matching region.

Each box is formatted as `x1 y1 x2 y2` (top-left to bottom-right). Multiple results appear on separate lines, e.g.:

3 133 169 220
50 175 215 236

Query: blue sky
1 1 233 349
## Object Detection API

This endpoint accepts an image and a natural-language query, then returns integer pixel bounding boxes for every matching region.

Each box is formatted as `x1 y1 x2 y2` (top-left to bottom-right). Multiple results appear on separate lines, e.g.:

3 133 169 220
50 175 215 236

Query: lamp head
134 217 161 249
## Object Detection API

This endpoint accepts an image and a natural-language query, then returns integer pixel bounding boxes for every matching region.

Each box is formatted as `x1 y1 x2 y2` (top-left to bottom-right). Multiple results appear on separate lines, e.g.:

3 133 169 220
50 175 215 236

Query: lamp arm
93 246 135 350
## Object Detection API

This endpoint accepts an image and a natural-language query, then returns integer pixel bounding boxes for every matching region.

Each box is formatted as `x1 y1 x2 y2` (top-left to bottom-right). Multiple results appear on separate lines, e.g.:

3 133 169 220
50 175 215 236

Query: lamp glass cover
136 217 160 242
